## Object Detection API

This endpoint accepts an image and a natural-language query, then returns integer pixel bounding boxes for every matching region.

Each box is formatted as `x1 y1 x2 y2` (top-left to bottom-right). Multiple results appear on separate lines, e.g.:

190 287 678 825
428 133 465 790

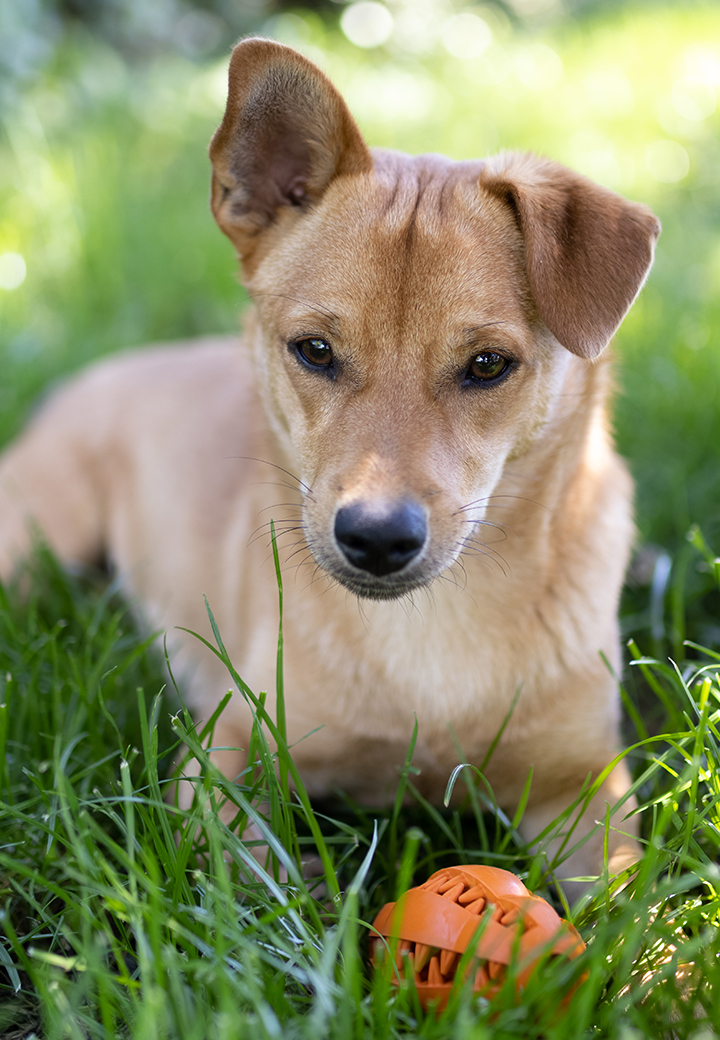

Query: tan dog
0 39 659 892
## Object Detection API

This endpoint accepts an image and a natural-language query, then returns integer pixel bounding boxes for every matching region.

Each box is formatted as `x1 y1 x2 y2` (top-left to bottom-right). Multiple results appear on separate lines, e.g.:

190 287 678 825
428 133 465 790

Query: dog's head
210 38 660 600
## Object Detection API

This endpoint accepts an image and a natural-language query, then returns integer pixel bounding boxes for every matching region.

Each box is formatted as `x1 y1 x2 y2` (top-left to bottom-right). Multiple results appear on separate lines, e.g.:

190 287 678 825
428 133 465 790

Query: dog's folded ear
481 154 661 359
209 37 372 262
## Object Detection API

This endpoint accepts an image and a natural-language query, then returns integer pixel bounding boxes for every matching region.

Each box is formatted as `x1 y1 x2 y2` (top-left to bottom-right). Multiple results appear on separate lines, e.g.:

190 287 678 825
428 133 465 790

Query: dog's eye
466 351 510 384
294 337 333 369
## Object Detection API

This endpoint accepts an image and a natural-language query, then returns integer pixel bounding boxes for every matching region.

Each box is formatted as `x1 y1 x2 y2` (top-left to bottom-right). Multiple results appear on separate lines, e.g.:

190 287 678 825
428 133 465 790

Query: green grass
2 2 720 1035
1 537 719 1038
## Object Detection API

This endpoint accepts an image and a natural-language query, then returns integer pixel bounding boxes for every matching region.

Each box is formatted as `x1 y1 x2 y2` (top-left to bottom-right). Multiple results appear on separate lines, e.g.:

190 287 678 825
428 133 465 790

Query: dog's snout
334 500 427 576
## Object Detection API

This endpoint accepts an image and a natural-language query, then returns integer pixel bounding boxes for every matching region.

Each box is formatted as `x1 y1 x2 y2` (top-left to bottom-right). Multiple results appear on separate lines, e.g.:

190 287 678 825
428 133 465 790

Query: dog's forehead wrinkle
369 148 486 231
253 181 535 354
249 289 340 323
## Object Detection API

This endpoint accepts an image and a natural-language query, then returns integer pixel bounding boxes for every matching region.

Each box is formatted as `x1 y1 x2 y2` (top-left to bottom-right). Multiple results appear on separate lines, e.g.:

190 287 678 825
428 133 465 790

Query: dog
0 38 660 894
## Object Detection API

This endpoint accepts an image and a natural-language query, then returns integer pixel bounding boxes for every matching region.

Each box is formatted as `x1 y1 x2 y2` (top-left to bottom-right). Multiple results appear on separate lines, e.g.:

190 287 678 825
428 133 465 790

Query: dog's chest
281 579 531 750
277 603 528 804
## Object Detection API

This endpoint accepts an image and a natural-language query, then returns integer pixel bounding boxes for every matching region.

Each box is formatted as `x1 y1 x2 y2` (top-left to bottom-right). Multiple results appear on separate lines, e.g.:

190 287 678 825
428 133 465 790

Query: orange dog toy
370 864 585 1010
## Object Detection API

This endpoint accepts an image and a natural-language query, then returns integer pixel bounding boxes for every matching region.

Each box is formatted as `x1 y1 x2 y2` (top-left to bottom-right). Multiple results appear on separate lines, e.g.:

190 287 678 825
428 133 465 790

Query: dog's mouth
306 497 444 601
329 567 433 602
311 551 436 601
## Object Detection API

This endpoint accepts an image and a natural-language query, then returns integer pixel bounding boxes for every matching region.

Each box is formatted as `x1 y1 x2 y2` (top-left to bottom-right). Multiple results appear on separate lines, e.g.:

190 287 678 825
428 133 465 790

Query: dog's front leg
172 719 250 821
518 758 640 900
170 717 297 879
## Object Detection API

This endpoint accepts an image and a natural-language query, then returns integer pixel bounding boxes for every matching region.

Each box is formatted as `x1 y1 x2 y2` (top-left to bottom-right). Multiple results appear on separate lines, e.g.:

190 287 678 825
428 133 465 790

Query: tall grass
0 534 718 1038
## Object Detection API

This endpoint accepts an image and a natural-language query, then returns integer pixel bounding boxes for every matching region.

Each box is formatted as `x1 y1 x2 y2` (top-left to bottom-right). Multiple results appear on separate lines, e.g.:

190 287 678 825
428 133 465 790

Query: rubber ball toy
369 864 586 1010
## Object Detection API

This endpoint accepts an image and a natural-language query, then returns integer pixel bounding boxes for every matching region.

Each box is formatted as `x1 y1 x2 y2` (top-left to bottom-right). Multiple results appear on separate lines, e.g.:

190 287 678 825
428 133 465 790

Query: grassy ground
0 541 719 1038
1 1 720 1036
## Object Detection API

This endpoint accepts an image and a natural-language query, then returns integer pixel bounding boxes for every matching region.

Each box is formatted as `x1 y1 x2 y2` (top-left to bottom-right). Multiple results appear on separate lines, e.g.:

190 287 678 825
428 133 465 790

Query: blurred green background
1 0 719 556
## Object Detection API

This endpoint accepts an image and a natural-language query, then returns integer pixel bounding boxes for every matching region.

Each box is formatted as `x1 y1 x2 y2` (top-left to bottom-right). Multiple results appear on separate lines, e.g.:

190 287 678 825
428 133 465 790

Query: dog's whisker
275 536 309 560
288 548 316 570
253 481 306 497
485 493 549 511
457 518 512 540
438 566 476 604
460 541 510 571
286 553 318 584
454 492 548 514
457 551 502 578
459 535 510 565
457 540 509 565
456 538 510 577
247 523 305 550
255 502 304 516
250 511 303 527
226 454 314 498
284 543 316 566
461 554 509 579
249 516 303 533
451 555 469 590
255 528 311 570
352 594 372 632
278 538 313 564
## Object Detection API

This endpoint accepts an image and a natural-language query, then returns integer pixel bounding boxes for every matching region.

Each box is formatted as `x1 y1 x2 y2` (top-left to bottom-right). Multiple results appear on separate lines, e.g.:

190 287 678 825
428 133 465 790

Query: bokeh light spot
645 139 689 183
683 45 720 86
392 1 448 56
679 317 709 351
441 13 492 60
341 2 393 49
0 252 27 291
583 67 634 116
346 66 438 124
513 44 562 90
672 78 716 121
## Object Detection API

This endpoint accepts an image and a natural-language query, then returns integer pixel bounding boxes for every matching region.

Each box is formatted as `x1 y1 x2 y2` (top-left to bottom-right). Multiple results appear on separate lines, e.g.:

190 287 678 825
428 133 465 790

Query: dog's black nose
334 500 427 576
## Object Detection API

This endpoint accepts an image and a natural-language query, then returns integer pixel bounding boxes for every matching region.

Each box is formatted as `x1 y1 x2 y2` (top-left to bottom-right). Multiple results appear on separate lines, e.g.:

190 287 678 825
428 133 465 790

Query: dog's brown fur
0 39 660 892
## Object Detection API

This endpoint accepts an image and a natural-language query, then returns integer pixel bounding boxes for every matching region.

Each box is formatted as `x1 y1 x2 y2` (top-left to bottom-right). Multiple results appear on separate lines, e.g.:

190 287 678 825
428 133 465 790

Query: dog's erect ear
209 38 372 260
481 154 661 359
